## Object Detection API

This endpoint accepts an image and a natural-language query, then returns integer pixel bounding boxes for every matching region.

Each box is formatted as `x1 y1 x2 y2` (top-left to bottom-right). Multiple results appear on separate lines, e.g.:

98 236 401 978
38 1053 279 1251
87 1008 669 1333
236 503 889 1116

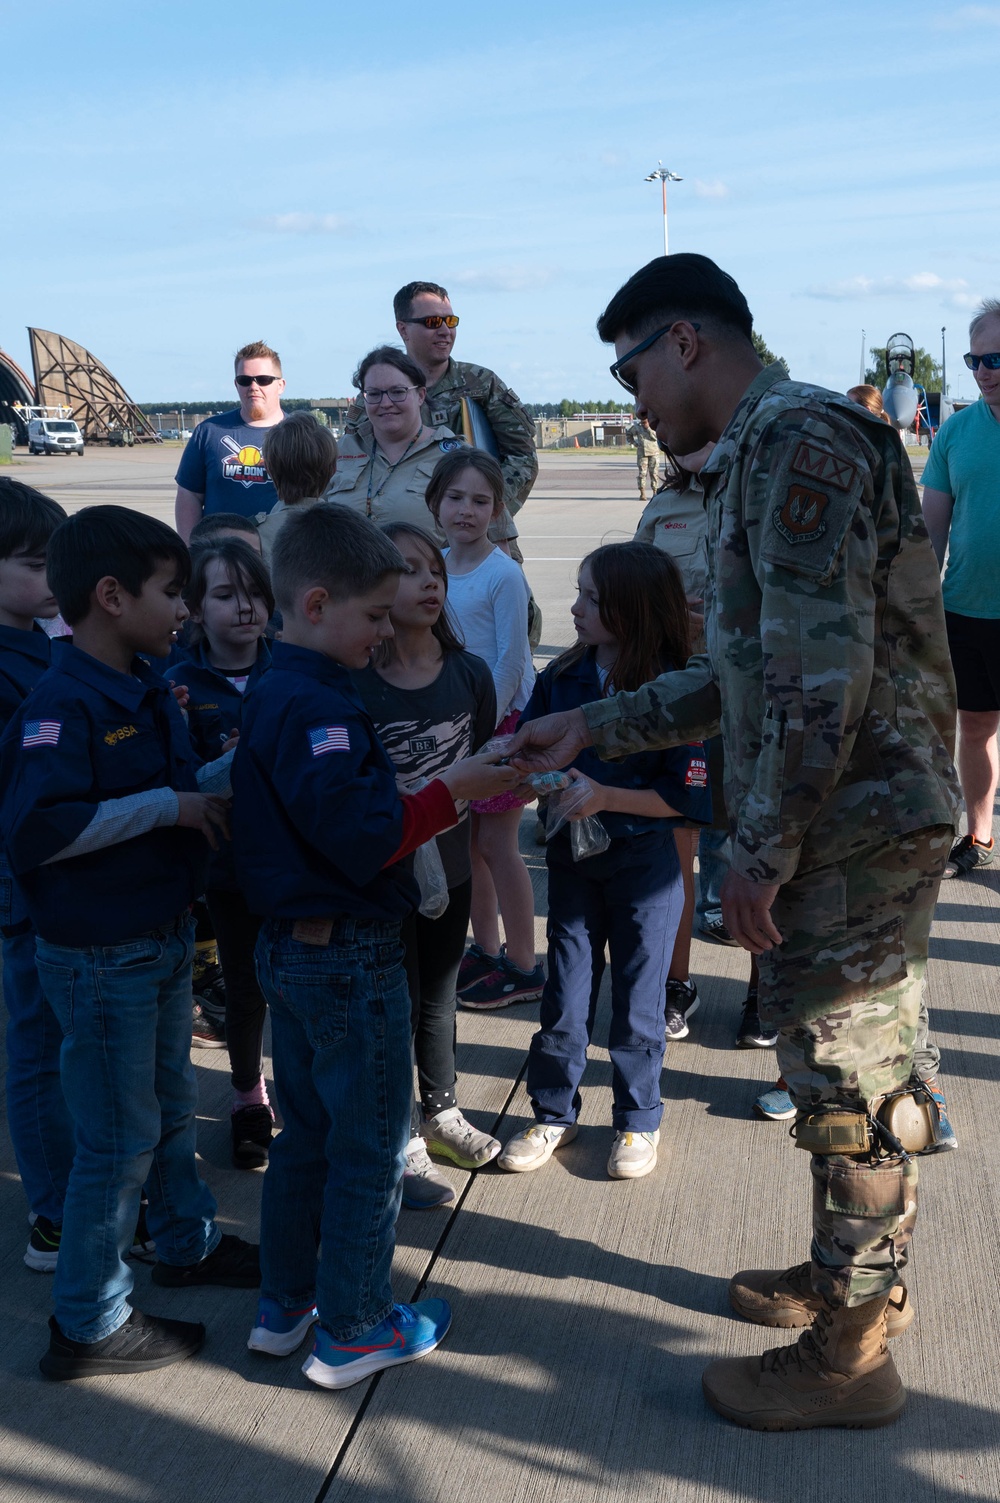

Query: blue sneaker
753 1084 796 1121
921 1076 958 1152
247 1297 318 1357
302 1299 452 1390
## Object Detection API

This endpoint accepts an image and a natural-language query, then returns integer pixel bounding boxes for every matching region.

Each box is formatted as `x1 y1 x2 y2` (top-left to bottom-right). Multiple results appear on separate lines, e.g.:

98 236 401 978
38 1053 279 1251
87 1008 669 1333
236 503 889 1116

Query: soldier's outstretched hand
721 870 783 954
509 707 592 774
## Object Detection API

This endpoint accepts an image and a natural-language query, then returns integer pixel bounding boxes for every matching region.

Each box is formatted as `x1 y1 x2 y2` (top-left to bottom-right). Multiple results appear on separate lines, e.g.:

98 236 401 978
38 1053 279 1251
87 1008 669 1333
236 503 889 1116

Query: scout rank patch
773 441 860 546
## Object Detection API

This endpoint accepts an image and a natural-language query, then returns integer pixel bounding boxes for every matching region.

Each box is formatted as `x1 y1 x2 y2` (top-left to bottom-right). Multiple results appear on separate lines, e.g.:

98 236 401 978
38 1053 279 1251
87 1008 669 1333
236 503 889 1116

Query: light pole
644 162 682 256
859 328 866 385
941 325 947 397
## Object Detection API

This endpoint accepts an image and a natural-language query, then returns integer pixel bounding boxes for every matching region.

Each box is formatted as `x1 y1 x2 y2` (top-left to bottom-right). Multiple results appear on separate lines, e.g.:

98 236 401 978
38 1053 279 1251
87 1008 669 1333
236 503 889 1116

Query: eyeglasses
235 373 281 387
609 321 700 395
401 315 460 330
362 384 420 405
964 352 1000 372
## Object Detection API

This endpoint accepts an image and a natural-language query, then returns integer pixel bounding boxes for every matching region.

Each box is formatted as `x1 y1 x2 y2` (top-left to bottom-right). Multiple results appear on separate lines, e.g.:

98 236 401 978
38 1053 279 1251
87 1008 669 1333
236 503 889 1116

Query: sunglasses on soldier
964 352 1000 372
235 374 281 387
609 321 700 396
402 315 460 330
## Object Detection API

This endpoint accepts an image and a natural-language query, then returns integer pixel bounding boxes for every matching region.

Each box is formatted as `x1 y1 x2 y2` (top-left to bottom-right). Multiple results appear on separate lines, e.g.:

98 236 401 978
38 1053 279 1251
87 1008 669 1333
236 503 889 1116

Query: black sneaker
664 979 700 1041
129 1197 157 1263
39 1310 205 1380
231 1104 274 1170
456 943 503 994
735 990 777 1049
943 834 995 879
25 1214 62 1273
192 1000 227 1049
698 915 739 947
151 1232 260 1289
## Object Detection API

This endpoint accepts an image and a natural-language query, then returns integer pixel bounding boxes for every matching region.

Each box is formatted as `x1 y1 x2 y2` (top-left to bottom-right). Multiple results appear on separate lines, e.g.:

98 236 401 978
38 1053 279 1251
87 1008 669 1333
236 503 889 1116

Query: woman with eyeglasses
326 347 466 534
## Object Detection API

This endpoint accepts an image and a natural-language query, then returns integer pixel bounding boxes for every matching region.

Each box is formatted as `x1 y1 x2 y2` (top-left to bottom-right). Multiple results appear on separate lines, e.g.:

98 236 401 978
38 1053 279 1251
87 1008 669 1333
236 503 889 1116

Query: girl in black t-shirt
353 523 499 1210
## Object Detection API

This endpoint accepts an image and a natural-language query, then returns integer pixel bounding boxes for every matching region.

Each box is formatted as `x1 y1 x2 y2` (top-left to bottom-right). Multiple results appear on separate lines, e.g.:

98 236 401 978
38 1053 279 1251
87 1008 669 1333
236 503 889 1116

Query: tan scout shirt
323 426 464 540
256 496 325 566
585 364 960 886
634 478 709 603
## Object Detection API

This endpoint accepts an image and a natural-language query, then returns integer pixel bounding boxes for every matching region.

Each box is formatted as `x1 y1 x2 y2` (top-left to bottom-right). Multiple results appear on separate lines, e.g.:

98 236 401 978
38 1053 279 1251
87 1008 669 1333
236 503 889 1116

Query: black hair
185 537 275 648
189 512 260 544
271 503 406 612
596 253 754 346
352 345 427 394
47 505 190 626
393 281 449 322
377 522 465 659
0 479 67 560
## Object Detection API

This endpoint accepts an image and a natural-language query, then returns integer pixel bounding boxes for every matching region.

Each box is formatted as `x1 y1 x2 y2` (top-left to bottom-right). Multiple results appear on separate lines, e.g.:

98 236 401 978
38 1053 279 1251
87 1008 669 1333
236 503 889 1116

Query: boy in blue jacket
232 503 517 1388
0 480 75 1272
0 506 259 1380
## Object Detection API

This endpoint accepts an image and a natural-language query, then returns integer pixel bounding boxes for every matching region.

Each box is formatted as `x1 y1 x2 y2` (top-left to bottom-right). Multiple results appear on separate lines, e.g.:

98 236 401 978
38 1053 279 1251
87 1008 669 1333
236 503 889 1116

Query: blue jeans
696 828 730 922
528 831 683 1132
35 914 219 1344
255 917 412 1341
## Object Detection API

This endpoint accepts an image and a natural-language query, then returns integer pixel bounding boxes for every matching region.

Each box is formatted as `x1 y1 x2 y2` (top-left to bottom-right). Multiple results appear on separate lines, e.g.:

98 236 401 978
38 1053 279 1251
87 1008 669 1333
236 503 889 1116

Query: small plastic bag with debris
529 770 611 861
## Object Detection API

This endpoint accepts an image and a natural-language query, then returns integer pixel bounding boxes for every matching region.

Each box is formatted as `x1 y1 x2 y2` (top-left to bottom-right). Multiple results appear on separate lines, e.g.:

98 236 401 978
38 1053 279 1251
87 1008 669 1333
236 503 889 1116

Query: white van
27 418 84 456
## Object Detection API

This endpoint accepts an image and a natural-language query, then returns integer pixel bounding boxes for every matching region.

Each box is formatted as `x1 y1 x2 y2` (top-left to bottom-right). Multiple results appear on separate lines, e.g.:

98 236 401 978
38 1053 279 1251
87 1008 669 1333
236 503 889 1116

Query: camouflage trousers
636 454 658 499
756 826 951 1308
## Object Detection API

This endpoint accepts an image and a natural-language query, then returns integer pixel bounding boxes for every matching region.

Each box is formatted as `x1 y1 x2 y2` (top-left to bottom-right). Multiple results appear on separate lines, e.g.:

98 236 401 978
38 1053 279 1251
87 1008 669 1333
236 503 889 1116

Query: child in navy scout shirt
0 480 76 1274
232 503 517 1390
0 506 259 1382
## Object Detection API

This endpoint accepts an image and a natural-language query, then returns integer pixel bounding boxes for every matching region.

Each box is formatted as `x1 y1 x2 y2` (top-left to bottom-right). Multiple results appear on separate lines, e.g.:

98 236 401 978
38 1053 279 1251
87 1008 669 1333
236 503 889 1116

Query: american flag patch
22 719 62 748
308 724 350 757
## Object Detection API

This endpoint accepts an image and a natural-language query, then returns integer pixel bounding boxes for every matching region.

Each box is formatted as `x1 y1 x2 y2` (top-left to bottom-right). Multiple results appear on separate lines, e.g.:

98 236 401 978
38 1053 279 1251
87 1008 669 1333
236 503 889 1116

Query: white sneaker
402 1137 455 1209
607 1129 659 1179
423 1107 501 1169
497 1122 578 1173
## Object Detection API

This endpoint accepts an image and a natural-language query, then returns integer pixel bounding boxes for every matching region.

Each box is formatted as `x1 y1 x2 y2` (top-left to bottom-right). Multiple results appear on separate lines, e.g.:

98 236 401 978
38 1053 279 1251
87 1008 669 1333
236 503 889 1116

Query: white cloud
599 149 625 168
450 266 556 293
252 213 353 235
692 178 730 199
933 3 1000 27
808 273 977 308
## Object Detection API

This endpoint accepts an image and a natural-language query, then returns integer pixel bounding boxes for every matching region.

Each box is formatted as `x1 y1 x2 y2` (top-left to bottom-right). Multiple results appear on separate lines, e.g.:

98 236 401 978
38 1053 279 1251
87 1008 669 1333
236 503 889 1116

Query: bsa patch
438 438 463 452
790 442 859 493
104 724 138 746
773 485 829 544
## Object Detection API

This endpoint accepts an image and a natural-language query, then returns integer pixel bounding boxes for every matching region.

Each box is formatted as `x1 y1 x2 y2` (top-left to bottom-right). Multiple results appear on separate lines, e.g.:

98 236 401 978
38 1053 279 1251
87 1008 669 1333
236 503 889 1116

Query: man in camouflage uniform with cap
511 252 960 1431
627 412 661 501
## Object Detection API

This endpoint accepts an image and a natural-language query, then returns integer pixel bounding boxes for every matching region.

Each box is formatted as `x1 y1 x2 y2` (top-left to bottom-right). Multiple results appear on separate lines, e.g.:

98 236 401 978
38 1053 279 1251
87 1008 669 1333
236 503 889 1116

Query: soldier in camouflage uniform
511 253 960 1431
627 413 661 502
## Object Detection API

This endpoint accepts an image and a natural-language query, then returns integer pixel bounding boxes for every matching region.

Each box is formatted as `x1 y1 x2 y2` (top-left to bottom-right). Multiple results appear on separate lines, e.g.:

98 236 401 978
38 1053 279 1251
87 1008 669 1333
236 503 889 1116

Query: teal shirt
922 399 1000 618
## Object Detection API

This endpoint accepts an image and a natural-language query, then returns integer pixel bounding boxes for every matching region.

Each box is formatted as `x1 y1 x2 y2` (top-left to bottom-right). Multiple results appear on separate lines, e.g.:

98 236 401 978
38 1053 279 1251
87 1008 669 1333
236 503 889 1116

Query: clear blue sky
3 0 996 405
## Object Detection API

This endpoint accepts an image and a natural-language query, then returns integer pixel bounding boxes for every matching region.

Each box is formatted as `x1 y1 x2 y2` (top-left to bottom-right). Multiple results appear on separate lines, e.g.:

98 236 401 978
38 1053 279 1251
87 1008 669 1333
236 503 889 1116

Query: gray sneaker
607 1129 659 1179
497 1122 578 1173
401 1138 455 1209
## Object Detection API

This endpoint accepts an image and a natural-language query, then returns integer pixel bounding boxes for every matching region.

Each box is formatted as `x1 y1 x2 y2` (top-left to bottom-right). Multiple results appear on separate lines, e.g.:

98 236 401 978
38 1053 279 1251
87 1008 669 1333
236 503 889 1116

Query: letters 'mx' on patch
790 441 858 492
308 724 350 757
22 719 62 748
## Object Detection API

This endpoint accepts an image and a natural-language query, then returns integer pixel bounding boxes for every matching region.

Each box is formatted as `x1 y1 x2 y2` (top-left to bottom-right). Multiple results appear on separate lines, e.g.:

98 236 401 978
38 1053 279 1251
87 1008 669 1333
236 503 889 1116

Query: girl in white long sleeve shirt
426 453 543 1008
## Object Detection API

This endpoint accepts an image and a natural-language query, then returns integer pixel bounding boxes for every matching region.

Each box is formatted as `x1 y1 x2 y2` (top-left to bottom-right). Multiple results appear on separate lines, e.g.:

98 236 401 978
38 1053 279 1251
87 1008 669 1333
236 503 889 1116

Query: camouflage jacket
585 364 960 884
347 358 538 514
628 420 661 457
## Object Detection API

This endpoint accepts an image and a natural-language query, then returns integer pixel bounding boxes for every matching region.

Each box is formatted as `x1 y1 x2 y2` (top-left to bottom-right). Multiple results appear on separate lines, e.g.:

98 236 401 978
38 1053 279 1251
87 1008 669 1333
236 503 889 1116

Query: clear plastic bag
413 838 449 918
529 771 611 862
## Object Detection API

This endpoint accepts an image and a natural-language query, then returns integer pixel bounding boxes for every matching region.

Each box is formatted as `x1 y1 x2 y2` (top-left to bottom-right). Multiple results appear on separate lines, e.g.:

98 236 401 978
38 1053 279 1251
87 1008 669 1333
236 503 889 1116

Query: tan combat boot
702 1294 906 1430
729 1261 914 1338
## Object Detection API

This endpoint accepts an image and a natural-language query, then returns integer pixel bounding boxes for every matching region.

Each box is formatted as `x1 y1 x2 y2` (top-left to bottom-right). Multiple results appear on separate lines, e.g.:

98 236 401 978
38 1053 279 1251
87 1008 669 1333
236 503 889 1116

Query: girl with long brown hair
497 542 712 1182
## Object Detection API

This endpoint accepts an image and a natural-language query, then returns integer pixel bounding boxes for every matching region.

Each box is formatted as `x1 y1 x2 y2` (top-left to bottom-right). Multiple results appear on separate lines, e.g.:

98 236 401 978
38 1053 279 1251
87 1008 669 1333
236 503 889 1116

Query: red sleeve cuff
383 780 458 867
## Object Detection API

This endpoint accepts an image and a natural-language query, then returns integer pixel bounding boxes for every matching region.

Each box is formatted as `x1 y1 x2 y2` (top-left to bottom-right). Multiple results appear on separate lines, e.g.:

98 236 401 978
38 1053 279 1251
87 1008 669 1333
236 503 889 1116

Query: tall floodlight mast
644 162 682 256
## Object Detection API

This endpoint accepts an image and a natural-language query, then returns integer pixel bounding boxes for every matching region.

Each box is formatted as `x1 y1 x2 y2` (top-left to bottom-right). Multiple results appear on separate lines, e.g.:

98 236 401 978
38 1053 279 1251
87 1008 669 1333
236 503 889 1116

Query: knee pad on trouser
809 1153 918 1308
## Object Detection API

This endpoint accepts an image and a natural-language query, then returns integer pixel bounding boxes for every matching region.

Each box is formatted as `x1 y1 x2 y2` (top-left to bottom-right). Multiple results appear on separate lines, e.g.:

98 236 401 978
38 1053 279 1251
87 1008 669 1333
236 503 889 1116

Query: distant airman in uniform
627 413 661 502
511 253 960 1432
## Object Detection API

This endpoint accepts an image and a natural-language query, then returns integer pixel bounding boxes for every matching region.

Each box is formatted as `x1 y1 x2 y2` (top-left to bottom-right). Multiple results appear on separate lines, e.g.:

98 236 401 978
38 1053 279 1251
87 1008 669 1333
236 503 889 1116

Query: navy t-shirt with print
175 410 281 518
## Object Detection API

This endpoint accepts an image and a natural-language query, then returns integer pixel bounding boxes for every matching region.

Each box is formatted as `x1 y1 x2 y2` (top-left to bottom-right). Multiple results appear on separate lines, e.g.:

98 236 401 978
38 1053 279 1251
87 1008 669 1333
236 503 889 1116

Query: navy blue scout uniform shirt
173 637 270 893
0 624 54 933
232 641 420 920
0 642 208 947
175 411 280 520
520 650 712 840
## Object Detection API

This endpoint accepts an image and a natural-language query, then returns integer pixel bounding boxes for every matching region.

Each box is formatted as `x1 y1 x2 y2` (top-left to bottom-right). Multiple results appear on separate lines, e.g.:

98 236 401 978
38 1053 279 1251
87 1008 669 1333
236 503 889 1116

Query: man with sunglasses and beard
346 282 537 542
510 253 961 1432
921 299 1000 878
175 341 287 542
